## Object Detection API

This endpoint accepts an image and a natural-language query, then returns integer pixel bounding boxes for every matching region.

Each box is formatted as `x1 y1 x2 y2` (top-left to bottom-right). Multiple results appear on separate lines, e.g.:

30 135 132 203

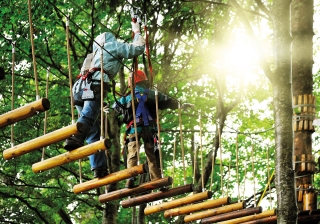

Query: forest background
0 0 319 223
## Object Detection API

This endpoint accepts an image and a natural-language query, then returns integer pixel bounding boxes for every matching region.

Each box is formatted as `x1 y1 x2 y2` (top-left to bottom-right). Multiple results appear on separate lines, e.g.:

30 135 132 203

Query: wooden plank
164 196 231 218
239 215 277 224
201 206 262 223
303 94 308 130
301 154 306 172
73 163 147 194
184 201 245 223
32 138 112 173
303 191 316 211
217 209 276 224
121 184 193 208
298 95 303 130
0 98 50 128
144 191 212 216
308 94 312 130
3 122 84 160
293 95 297 131
312 95 316 131
99 177 172 203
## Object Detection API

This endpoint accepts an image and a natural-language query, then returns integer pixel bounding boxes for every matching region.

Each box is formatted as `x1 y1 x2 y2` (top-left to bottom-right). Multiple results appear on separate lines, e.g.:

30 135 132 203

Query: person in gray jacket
64 22 145 178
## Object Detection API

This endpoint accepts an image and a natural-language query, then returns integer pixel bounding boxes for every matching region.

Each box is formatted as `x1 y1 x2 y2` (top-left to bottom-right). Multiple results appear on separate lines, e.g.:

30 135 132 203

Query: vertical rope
251 143 256 207
100 46 109 194
100 46 104 140
193 134 196 185
236 132 240 202
155 85 164 177
41 68 49 161
199 111 204 192
268 147 272 208
27 0 39 100
210 127 216 191
65 16 75 123
242 160 247 201
210 151 215 192
178 103 187 185
226 155 231 196
218 124 223 197
130 72 140 165
11 42 15 148
172 135 176 188
104 107 110 186
143 20 153 87
11 42 17 194
77 114 82 184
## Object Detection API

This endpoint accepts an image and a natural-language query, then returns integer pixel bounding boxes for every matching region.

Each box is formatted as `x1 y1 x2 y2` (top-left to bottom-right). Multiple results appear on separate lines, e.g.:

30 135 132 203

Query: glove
131 21 140 33
181 103 195 111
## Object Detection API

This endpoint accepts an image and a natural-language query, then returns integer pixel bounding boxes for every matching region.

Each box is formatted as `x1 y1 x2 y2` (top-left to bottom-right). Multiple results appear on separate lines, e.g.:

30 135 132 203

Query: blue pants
73 87 107 170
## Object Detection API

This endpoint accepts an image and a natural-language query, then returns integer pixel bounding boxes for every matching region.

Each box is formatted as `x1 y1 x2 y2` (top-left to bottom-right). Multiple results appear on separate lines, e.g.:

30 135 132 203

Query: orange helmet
128 70 148 87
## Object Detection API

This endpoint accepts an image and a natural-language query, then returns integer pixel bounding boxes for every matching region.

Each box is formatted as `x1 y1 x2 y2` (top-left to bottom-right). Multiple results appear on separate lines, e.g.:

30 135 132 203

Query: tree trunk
103 110 121 224
291 0 315 212
195 109 227 193
272 0 297 223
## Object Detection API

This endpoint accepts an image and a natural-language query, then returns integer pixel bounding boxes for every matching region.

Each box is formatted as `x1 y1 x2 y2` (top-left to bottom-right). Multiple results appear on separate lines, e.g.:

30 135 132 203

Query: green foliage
0 0 318 223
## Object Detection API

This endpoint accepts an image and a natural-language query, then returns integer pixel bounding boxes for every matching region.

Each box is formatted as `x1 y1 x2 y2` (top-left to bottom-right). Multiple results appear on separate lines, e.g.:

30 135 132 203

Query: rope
130 71 140 165
104 109 109 194
143 20 153 87
65 16 75 123
268 147 273 208
236 132 240 202
78 113 82 184
155 85 164 177
257 170 275 207
48 1 134 73
41 68 50 161
226 156 231 196
27 0 40 100
218 125 223 197
100 46 104 140
210 150 215 192
193 134 196 185
251 143 256 207
172 135 176 188
199 111 204 192
210 123 217 191
242 160 247 201
178 103 187 186
11 42 15 148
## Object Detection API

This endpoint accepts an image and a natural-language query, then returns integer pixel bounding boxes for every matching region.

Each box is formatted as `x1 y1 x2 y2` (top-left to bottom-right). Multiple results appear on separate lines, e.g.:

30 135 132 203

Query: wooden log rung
201 206 262 223
32 138 112 173
3 122 85 160
121 184 194 208
0 98 50 129
164 196 231 218
73 163 148 194
99 177 172 203
239 215 277 224
184 201 245 223
217 209 276 224
144 191 212 216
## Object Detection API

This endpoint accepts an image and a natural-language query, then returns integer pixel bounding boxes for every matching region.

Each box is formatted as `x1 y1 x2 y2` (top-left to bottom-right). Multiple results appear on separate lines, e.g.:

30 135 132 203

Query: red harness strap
144 25 153 87
76 67 109 80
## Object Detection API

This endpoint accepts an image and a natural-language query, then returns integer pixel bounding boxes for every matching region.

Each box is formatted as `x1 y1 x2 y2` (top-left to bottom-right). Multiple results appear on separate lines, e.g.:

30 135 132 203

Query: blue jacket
113 83 179 134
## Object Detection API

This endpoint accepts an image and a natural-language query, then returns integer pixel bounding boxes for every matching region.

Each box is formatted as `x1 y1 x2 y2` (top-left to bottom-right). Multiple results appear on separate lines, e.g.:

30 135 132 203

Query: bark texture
272 0 298 223
103 110 121 224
